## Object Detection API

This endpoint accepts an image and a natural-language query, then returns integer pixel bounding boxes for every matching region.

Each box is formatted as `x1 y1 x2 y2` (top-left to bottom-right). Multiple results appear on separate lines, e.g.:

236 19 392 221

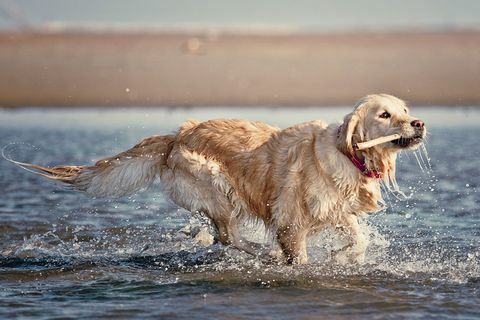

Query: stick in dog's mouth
354 134 402 150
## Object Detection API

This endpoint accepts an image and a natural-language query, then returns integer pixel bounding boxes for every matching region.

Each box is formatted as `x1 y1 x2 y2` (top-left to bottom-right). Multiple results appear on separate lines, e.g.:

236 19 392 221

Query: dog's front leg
333 214 369 264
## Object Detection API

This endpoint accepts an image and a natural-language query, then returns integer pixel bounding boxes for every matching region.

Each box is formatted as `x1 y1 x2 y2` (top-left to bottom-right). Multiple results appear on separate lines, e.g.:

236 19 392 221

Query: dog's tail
3 135 176 197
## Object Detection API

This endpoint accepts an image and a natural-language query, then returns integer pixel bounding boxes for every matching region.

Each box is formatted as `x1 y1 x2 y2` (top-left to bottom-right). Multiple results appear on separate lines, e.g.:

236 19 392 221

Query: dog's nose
411 119 425 128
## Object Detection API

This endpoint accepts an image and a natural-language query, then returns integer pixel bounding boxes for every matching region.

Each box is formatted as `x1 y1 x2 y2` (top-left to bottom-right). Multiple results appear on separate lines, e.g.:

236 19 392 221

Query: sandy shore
1 31 479 107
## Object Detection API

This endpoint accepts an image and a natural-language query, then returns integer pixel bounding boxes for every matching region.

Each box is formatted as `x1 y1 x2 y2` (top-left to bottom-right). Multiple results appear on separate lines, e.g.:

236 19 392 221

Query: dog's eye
379 111 391 119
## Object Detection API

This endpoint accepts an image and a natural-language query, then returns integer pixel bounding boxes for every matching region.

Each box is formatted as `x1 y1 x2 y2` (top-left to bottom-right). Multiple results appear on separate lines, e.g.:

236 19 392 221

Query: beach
1 30 480 107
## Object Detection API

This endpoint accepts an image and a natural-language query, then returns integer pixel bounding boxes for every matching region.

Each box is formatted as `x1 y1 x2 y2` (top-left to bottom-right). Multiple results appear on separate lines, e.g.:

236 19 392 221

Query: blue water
3 0 480 31
0 107 478 319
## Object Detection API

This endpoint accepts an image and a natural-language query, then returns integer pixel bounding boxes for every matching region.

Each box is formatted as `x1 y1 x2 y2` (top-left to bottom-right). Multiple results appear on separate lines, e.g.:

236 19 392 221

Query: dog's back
177 119 279 164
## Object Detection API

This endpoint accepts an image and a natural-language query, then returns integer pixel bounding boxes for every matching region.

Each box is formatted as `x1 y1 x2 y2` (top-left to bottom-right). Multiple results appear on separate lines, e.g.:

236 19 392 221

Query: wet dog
7 94 426 264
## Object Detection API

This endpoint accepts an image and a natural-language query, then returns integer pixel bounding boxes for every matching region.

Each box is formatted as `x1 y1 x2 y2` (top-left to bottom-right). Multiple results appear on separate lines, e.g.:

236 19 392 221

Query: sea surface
0 107 478 319
3 0 480 32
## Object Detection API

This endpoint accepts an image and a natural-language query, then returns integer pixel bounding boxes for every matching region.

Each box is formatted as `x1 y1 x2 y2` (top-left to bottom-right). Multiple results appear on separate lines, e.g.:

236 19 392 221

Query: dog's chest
304 176 381 222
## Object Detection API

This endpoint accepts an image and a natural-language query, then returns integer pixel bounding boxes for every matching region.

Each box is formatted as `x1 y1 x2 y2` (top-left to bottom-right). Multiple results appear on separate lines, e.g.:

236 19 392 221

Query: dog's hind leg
211 216 262 256
276 226 308 264
212 216 239 246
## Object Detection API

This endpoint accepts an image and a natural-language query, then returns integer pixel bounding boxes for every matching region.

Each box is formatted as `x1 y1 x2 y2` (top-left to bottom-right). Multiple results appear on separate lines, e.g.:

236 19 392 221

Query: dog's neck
362 147 398 183
349 151 382 179
336 125 382 179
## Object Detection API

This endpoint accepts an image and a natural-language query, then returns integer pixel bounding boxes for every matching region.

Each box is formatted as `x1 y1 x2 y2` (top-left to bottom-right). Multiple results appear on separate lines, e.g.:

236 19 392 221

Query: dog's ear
337 110 364 155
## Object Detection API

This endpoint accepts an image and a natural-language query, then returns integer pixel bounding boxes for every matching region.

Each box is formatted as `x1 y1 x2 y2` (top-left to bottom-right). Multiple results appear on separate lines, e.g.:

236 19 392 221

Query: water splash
413 150 427 173
420 144 433 171
2 215 478 285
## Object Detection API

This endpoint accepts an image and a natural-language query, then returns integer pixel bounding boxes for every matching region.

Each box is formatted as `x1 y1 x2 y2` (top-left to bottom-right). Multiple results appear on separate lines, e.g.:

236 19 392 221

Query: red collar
348 153 382 179
337 125 382 179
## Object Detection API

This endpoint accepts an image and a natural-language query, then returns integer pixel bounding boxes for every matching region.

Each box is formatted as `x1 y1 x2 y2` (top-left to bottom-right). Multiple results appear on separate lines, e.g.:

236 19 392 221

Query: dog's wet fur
8 94 426 264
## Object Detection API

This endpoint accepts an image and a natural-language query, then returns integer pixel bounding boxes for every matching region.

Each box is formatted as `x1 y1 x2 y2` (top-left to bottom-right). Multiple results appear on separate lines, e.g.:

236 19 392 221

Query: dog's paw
332 247 366 265
193 227 215 246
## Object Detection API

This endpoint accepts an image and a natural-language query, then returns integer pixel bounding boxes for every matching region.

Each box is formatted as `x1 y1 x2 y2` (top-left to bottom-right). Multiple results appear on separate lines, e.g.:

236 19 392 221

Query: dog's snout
411 119 425 128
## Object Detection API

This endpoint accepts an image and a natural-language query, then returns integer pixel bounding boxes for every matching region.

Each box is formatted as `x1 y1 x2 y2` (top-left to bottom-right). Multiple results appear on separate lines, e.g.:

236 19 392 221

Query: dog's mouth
391 135 423 148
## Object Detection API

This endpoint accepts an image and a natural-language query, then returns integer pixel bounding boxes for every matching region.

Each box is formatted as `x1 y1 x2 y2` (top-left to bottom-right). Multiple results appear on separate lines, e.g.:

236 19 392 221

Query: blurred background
1 0 480 107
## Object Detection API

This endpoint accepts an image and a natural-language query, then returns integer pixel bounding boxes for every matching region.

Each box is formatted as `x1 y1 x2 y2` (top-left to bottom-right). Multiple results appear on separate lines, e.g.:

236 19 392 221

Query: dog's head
337 94 426 182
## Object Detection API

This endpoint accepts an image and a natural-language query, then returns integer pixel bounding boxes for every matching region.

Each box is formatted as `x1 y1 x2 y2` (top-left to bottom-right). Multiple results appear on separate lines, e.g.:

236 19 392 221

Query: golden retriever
8 94 426 264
